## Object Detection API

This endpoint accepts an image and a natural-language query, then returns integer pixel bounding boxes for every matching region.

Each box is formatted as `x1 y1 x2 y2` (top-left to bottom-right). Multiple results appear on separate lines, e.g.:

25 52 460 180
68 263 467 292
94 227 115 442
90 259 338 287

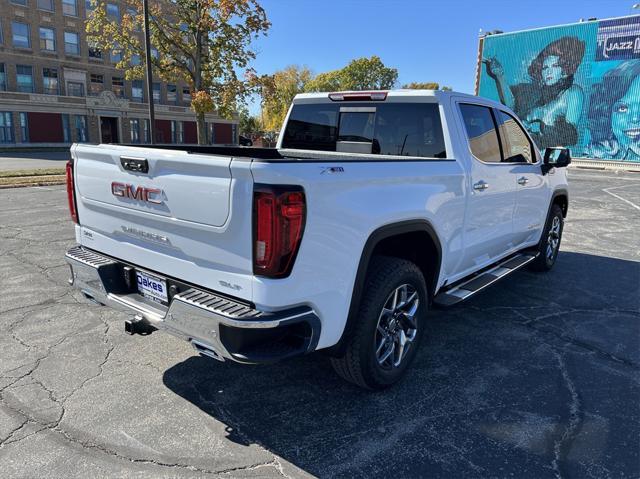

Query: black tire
330 256 428 390
529 204 564 272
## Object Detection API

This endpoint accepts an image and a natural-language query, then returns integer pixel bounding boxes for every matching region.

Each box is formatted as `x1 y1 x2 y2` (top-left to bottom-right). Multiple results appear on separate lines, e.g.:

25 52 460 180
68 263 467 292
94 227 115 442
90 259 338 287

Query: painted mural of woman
483 36 586 150
585 60 640 162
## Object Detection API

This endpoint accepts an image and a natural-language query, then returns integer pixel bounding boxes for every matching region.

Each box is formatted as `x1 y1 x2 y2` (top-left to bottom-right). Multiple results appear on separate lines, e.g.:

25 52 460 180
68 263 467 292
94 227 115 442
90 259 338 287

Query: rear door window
459 103 502 163
281 102 447 158
373 103 446 158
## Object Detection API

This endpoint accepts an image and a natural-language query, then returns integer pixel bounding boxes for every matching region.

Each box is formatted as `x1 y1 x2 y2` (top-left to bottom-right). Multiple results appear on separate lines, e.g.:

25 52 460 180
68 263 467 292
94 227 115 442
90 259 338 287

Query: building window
37 0 54 12
152 82 161 102
143 119 150 143
106 3 119 20
64 31 80 55
130 118 140 143
43 68 59 95
88 39 102 59
0 64 6 91
131 54 141 66
39 27 56 52
67 81 84 97
90 74 103 95
12 22 31 49
19 112 29 142
111 44 122 64
182 87 191 105
151 47 159 60
167 84 177 104
11 0 28 5
171 120 183 143
16 65 34 93
0 112 14 144
85 0 94 15
131 80 143 102
75 115 88 142
111 77 124 98
63 0 78 16
62 114 71 142
127 8 141 31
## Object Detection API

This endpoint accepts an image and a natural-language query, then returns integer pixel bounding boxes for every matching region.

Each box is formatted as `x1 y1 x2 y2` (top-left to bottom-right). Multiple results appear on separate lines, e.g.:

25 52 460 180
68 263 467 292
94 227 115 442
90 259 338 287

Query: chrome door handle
473 181 489 191
517 176 529 186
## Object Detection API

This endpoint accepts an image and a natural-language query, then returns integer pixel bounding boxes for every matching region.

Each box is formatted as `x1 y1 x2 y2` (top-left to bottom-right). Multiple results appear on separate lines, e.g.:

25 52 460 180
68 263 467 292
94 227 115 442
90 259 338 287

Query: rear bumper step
65 245 320 363
433 252 538 307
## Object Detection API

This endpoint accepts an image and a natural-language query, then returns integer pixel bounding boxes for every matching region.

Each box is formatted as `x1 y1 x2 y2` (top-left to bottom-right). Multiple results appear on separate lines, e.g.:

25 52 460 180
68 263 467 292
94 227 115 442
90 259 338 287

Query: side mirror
542 147 571 174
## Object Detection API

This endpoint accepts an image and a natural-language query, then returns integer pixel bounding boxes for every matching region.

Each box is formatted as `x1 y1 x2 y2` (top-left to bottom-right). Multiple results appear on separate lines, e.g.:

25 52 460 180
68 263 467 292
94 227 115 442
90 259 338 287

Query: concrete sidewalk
0 150 71 171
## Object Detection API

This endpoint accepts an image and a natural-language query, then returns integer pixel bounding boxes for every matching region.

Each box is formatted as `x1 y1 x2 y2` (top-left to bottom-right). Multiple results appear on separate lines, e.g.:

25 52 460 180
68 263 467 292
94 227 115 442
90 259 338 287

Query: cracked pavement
1 169 639 478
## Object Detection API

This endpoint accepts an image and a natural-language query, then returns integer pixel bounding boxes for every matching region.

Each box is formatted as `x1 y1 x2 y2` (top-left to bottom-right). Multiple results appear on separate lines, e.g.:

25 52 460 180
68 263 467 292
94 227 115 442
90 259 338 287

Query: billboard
477 15 640 162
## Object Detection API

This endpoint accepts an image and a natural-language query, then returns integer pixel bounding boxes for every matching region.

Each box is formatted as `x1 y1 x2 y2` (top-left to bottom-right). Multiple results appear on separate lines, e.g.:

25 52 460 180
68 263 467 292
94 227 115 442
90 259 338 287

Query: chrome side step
433 253 538 307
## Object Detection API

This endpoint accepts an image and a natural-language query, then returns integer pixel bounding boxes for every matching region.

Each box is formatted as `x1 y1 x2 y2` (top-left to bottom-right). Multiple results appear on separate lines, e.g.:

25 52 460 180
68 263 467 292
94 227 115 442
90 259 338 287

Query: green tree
86 0 270 144
238 108 262 137
305 56 398 92
258 65 312 131
402 82 452 91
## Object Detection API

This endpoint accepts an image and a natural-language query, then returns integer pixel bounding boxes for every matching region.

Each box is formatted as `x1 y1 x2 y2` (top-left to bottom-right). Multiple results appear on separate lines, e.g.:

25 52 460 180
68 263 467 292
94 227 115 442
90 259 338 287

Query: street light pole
142 0 156 144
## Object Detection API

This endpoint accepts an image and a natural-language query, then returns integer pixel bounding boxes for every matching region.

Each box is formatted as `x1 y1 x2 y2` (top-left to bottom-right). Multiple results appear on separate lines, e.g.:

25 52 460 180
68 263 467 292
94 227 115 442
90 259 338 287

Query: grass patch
0 174 66 188
0 167 66 178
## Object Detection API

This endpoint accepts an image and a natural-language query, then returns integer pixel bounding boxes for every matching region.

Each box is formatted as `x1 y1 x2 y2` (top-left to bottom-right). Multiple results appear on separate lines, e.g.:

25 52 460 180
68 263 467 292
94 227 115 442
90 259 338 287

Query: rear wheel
331 256 428 389
529 204 564 272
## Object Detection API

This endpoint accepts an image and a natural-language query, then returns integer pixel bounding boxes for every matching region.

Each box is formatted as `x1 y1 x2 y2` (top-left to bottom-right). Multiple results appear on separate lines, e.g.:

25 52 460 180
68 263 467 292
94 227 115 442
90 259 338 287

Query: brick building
0 0 238 147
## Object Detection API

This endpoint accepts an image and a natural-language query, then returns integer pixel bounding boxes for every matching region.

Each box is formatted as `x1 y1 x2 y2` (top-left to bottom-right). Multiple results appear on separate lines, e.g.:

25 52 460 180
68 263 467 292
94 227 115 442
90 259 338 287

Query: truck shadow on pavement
162 251 639 478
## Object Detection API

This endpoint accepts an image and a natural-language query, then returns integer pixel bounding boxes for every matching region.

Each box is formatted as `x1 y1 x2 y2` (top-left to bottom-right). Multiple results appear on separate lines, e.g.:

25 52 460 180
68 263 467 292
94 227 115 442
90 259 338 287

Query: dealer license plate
136 271 168 304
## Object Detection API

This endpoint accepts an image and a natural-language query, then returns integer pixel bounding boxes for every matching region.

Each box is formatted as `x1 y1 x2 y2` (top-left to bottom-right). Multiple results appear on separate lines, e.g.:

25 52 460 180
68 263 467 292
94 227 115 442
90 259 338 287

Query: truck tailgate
71 144 254 301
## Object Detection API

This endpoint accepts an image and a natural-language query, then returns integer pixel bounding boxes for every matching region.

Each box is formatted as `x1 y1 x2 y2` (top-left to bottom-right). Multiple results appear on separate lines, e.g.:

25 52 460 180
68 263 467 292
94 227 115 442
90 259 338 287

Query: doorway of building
100 117 119 143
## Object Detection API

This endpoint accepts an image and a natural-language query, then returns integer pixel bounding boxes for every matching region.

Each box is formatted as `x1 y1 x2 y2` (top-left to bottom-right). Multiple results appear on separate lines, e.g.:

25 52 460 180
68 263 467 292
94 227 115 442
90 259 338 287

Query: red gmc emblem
111 182 163 204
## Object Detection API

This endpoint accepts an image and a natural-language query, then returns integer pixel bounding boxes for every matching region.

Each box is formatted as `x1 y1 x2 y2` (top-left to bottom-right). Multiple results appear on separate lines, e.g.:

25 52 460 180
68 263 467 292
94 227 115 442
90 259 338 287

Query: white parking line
602 186 640 212
569 174 640 181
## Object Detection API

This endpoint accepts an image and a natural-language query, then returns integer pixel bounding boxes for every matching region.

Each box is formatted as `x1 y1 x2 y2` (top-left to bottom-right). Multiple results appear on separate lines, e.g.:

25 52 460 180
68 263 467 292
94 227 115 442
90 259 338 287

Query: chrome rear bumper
65 246 320 363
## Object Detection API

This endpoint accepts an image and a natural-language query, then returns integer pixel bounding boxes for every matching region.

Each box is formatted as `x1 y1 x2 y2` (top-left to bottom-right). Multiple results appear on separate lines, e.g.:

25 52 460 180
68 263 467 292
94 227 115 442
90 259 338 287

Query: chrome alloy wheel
375 284 419 369
546 216 561 261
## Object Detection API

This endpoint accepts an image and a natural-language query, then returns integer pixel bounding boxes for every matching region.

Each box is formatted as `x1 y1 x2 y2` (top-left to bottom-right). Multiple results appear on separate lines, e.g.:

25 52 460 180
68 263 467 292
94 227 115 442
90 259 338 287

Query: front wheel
529 204 564 272
330 256 428 389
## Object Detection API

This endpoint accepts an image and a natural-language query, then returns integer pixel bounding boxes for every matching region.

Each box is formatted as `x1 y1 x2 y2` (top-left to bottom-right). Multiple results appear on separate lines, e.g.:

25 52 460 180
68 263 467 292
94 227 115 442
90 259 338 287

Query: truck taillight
66 160 79 224
253 186 306 278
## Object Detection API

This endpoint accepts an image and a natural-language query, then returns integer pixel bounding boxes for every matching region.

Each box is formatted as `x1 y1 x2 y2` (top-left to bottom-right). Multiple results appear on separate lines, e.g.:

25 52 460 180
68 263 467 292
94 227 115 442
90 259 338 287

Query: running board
433 253 538 307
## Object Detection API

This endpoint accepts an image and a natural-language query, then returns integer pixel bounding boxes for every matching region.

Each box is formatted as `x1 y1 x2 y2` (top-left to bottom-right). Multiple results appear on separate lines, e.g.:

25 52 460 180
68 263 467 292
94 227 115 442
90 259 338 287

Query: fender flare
549 188 569 217
327 220 442 356
536 188 569 246
547 188 569 222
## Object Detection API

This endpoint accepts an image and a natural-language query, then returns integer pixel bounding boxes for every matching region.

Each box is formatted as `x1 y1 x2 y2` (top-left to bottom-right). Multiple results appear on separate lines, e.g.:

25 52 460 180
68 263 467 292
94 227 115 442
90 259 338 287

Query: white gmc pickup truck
65 90 570 389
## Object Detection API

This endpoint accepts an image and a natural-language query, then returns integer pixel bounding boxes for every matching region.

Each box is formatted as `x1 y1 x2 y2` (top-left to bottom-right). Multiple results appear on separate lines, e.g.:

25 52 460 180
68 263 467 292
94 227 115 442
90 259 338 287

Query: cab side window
459 104 501 163
496 110 534 163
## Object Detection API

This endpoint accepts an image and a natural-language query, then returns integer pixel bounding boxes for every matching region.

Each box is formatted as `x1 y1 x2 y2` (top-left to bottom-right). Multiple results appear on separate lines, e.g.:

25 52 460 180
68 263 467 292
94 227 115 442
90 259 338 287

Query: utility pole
142 0 155 143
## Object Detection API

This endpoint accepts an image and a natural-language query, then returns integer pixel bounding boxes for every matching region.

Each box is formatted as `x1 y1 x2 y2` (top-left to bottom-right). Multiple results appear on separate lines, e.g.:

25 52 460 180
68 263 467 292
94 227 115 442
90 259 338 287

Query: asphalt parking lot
0 151 71 171
0 168 638 478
